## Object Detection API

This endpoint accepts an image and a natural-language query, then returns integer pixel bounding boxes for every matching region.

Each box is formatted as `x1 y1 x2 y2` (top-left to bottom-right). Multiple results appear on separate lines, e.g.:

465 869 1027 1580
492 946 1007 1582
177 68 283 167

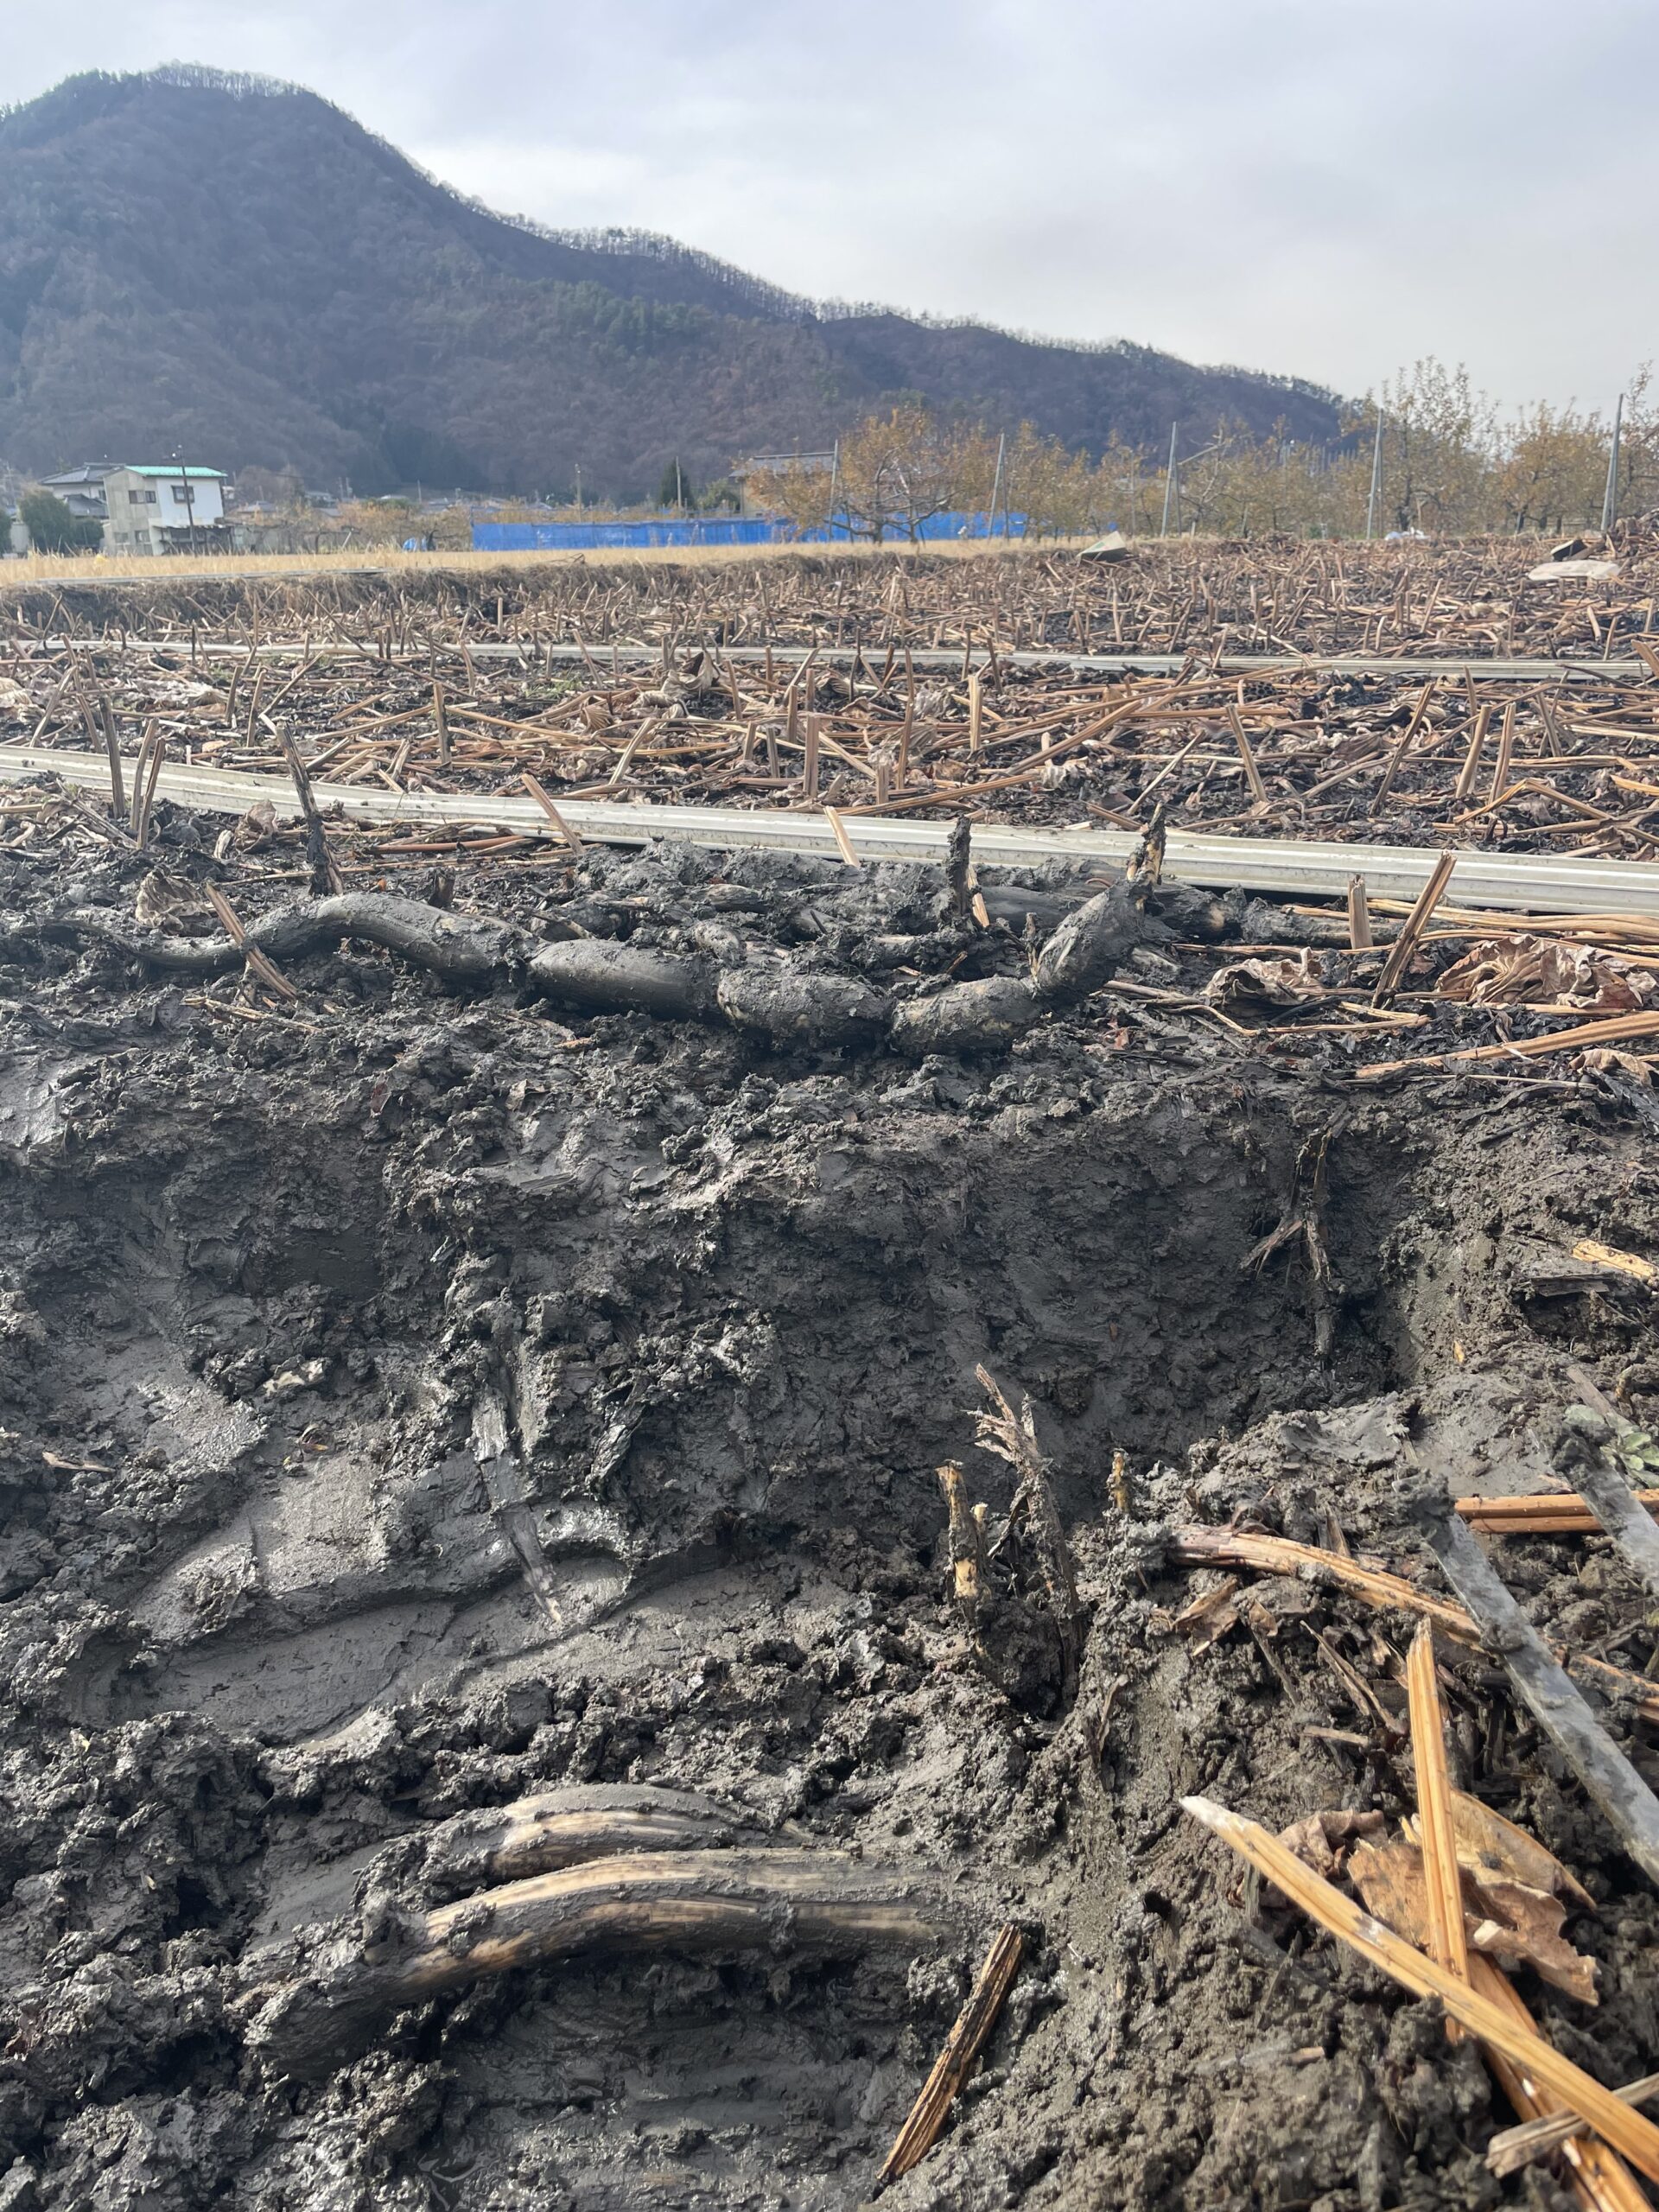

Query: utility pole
575 462 582 513
175 454 198 557
1365 410 1385 540
1602 393 1624 534
674 460 684 512
826 439 841 539
1160 423 1179 537
986 431 1006 542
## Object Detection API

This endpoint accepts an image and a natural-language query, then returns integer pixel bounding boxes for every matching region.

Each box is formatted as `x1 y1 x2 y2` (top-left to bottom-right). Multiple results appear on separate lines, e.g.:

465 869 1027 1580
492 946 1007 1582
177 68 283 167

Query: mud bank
0 833 1656 2209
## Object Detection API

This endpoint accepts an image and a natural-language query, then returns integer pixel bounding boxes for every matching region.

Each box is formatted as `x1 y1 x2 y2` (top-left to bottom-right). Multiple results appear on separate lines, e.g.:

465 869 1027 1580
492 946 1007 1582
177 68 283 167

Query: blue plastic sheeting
475 518 777 551
472 511 1027 554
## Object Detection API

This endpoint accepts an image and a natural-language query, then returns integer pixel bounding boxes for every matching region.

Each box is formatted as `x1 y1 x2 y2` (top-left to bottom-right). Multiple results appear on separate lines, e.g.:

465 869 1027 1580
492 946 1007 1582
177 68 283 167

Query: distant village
0 441 1031 556
0 458 582 558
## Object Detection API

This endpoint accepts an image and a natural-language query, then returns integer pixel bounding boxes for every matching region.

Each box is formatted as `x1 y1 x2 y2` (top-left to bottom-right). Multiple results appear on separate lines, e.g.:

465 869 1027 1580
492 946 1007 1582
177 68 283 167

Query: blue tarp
472 511 1027 553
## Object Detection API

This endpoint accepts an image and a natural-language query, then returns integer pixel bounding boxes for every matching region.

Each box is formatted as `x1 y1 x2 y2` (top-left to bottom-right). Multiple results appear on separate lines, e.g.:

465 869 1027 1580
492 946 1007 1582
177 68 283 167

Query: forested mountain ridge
0 67 1344 496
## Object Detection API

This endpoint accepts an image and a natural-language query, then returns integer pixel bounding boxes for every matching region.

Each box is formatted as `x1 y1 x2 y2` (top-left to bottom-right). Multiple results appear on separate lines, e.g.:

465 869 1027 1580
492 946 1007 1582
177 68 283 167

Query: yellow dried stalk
1351 1840 1639 2212
1488 2074 1659 2180
1180 1796 1659 2185
1455 1491 1659 1535
1406 1624 1469 2040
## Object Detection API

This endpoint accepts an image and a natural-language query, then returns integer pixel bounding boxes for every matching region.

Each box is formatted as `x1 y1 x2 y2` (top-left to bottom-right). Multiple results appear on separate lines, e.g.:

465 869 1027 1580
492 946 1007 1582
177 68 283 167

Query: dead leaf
1350 1836 1434 1944
232 800 280 849
1435 1790 1595 1910
135 870 208 928
1577 1048 1654 1084
41 1449 111 1473
1208 950 1326 1010
1165 1576 1241 1650
1279 1808 1387 1878
1437 935 1656 1014
1466 1879 1599 2005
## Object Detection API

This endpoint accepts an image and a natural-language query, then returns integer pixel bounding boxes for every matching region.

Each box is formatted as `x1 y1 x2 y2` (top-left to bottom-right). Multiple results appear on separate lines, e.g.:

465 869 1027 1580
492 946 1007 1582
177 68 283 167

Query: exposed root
46 885 1155 1055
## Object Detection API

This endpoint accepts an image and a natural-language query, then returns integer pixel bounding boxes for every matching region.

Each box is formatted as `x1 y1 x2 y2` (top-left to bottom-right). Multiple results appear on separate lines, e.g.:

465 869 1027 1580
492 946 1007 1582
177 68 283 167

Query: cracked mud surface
0 830 1656 2209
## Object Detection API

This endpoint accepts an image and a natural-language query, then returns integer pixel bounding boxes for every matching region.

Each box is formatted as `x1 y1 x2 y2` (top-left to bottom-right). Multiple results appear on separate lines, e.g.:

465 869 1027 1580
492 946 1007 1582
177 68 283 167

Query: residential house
101 466 228 554
39 463 120 521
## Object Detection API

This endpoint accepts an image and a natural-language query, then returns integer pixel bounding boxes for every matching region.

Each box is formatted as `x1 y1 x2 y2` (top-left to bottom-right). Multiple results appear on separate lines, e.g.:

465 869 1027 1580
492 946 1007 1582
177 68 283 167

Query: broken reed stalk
1455 702 1493 804
434 681 449 766
202 883 300 1002
1367 681 1435 818
278 730 345 895
1405 1622 1469 2038
1416 1506 1659 1891
1346 874 1373 950
1357 1007 1659 1081
803 711 821 798
973 1366 1082 1693
1167 1525 1659 1722
938 1464 983 1639
1225 703 1268 804
1488 700 1518 805
1456 1490 1659 1535
823 804 861 866
1488 2074 1659 2177
1370 848 1456 1007
1351 1840 1644 2212
1475 1961 1649 2212
521 773 584 849
1181 1796 1659 2183
378 1783 757 1901
133 732 167 850
878 1923 1023 2185
99 695 125 817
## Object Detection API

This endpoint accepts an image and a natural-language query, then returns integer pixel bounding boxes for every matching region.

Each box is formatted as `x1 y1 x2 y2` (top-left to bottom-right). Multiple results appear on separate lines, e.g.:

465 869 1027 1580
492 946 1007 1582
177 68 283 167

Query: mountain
0 67 1344 498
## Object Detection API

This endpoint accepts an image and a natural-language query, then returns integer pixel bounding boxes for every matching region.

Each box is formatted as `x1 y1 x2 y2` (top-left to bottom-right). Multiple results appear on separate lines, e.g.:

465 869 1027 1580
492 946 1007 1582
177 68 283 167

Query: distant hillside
0 66 1344 498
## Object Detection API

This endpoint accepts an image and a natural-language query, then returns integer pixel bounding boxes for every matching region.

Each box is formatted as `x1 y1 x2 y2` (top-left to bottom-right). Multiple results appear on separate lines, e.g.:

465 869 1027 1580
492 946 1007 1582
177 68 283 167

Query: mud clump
0 838 1656 2209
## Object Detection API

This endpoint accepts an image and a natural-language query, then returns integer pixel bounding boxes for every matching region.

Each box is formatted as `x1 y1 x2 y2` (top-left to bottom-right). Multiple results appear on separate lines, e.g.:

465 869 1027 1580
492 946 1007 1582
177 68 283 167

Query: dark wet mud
0 828 1656 2209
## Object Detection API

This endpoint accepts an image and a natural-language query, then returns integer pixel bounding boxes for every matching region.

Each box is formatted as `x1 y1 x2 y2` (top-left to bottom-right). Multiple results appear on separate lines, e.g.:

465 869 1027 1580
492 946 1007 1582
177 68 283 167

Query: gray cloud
6 0 1656 408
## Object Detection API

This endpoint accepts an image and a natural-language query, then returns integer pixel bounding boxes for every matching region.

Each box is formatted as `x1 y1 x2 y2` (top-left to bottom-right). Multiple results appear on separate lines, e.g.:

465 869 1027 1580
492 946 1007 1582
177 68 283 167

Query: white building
100 465 227 554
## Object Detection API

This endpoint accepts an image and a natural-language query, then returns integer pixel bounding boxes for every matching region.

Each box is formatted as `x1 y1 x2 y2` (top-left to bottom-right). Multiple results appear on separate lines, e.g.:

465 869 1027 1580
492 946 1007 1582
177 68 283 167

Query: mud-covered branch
48 893 523 982
242 1847 953 2079
48 880 1161 1053
377 1782 762 1902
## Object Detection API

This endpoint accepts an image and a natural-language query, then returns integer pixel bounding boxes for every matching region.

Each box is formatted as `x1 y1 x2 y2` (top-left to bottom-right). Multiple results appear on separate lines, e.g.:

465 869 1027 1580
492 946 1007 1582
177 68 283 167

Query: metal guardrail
23 640 1655 682
3 746 1656 918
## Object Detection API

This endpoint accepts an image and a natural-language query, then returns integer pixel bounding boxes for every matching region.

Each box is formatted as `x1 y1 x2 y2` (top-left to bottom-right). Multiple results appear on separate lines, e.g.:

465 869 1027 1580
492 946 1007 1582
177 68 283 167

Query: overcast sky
8 0 1656 410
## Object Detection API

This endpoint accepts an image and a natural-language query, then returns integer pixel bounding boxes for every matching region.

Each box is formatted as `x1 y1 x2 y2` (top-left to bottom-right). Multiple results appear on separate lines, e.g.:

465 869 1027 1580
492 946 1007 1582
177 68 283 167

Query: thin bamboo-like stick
1456 1490 1659 1535
879 1924 1022 2182
1405 1623 1468 2039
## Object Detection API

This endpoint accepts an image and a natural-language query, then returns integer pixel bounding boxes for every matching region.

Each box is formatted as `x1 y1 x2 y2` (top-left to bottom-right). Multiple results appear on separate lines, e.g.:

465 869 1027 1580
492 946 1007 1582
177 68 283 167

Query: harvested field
3 524 1658 662
6 601 1659 889
1 546 1657 2211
